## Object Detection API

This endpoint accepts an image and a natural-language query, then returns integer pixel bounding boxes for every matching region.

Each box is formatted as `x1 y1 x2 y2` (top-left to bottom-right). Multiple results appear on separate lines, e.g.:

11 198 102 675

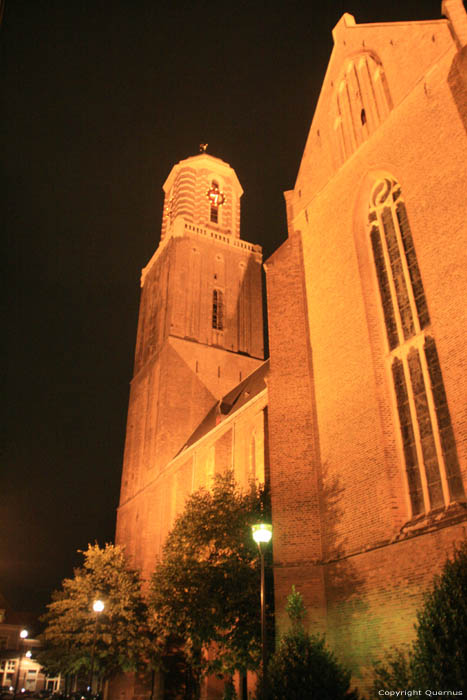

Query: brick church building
115 1 467 696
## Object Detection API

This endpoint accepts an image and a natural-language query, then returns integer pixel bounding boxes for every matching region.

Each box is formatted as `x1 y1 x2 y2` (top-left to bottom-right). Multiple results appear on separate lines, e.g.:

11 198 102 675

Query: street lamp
93 600 104 613
14 629 28 696
252 523 272 700
88 599 104 697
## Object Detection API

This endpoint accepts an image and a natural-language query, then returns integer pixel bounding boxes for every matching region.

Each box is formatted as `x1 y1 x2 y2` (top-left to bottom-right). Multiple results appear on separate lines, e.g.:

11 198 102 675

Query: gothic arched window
369 177 464 516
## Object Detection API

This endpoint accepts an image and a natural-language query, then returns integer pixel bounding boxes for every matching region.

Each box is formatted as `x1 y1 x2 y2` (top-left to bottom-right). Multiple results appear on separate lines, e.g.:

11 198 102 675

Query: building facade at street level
0 604 61 695
115 1 467 697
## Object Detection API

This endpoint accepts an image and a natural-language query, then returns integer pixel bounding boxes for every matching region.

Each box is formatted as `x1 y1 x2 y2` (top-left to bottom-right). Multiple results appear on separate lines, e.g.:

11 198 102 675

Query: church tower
116 151 264 579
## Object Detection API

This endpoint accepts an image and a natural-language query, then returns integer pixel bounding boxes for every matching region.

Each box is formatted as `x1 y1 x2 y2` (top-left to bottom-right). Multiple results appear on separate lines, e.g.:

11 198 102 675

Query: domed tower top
160 151 243 241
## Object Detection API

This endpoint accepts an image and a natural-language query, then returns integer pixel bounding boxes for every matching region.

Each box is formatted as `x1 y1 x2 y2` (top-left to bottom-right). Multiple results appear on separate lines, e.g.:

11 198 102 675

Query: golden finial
199 143 208 153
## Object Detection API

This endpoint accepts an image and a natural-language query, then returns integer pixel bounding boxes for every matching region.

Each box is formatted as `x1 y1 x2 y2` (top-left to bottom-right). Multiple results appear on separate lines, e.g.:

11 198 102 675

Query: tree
39 543 151 686
372 646 413 694
412 539 467 690
372 539 467 695
148 472 268 690
266 587 359 700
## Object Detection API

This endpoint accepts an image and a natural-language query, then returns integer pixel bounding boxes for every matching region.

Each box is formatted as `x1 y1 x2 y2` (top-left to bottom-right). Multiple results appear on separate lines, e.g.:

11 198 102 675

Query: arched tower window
210 180 219 223
207 180 226 224
369 177 464 516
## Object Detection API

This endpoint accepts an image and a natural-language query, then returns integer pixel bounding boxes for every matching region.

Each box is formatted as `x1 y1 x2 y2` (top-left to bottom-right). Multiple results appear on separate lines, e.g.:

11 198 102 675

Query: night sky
2 0 445 618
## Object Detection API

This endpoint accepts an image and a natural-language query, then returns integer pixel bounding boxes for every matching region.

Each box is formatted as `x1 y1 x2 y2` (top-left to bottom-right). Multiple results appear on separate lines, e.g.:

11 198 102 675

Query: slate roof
178 359 269 452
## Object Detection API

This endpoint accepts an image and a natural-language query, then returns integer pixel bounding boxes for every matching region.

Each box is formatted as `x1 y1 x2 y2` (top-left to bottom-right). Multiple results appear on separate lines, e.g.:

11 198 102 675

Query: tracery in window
370 177 429 349
212 289 224 331
369 177 464 516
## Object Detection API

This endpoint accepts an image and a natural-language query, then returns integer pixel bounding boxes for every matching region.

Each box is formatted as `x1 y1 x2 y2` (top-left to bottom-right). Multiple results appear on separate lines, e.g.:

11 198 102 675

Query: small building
0 606 62 695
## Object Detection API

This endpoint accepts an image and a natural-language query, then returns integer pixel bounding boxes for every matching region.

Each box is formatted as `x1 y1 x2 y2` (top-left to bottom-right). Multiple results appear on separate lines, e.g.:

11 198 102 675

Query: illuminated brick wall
114 6 467 697
117 378 268 586
266 4 467 692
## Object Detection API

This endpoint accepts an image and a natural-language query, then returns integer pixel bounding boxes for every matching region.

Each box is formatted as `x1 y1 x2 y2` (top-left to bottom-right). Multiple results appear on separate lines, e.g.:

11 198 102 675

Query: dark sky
2 0 445 618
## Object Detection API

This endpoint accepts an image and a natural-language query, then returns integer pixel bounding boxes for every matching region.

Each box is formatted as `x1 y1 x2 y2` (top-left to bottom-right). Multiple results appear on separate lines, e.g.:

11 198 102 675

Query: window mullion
369 178 462 518
401 352 431 514
418 342 452 506
377 209 405 347
391 198 421 335
390 356 423 517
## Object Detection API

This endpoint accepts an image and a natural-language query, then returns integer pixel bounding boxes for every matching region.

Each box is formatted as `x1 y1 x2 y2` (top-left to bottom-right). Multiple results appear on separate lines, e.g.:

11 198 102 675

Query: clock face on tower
206 183 226 208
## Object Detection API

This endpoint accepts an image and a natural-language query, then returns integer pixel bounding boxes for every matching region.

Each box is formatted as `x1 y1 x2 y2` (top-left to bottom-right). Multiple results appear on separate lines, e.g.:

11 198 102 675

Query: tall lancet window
212 289 224 331
369 177 464 516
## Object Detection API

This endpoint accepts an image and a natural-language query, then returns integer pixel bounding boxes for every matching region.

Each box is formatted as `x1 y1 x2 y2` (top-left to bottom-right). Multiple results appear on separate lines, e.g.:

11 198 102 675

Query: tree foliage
148 472 267 682
372 646 413 694
266 587 359 700
39 543 151 680
285 584 306 630
413 539 467 689
372 539 467 695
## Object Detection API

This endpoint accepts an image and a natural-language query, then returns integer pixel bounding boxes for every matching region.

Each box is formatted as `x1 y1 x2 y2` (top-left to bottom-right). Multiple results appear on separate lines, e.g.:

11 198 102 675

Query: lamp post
88 599 104 697
14 629 28 696
252 523 272 700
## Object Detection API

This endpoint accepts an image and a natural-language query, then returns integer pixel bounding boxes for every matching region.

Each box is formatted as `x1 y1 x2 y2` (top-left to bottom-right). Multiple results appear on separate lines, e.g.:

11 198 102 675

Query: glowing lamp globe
20 629 28 639
252 523 272 544
93 600 104 613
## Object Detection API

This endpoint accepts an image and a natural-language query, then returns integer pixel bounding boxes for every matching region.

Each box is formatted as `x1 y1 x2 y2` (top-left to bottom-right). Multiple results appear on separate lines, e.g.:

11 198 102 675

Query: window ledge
394 500 467 541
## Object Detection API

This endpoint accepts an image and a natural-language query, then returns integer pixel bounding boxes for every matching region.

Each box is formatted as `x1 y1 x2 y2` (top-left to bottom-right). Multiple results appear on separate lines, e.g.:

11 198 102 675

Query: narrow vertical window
371 222 398 350
206 445 215 485
206 180 225 224
249 433 257 480
381 206 415 340
369 177 464 516
423 337 463 499
212 289 224 331
391 357 424 516
396 202 430 329
406 348 443 509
